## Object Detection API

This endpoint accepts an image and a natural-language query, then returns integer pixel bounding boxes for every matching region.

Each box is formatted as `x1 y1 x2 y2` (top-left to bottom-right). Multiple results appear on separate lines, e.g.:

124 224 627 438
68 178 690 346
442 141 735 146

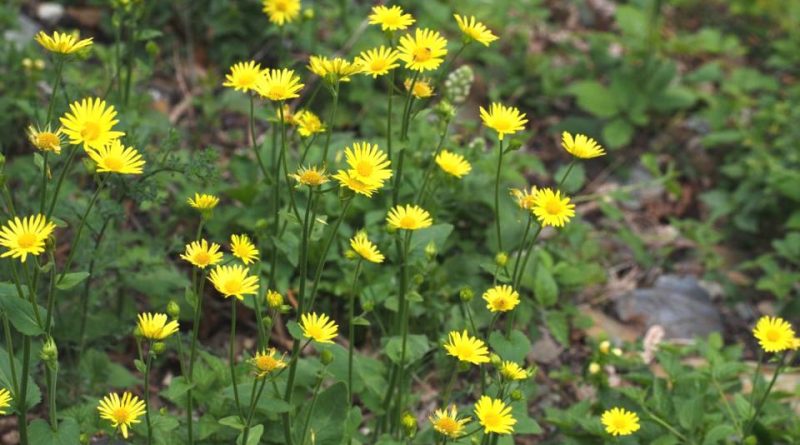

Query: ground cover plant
0 0 798 444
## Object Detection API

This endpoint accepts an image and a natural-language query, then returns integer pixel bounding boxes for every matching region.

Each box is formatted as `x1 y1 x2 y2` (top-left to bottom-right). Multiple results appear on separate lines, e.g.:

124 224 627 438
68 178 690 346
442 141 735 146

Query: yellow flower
0 388 11 415
262 0 301 26
291 165 329 187
87 139 146 175
300 312 338 343
278 104 297 125
479 103 527 141
334 170 382 197
561 131 606 159
356 46 401 78
295 110 325 137
250 348 287 378
454 14 498 47
482 285 520 313
230 234 259 265
266 289 284 308
343 142 393 187
368 5 415 31
187 193 220 211
255 68 304 101
429 405 470 438
27 125 63 154
435 150 471 178
532 188 575 227
350 232 384 263
222 61 263 93
510 186 539 210
35 30 93 54
398 28 448 72
404 77 434 98
0 214 56 263
136 312 179 341
180 239 223 269
209 265 260 300
60 97 125 151
474 396 516 435
753 316 796 353
307 56 362 82
601 407 640 436
499 361 528 380
387 204 432 231
97 392 146 439
444 330 490 365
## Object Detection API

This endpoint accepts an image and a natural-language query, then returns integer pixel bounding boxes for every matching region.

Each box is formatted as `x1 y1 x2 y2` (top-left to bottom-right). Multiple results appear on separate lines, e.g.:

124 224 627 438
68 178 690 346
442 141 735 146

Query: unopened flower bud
435 100 456 120
41 338 58 364
145 41 160 58
152 342 167 354
588 362 601 375
510 390 523 401
413 274 424 285
459 287 474 302
255 218 269 231
34 59 46 70
262 316 274 332
599 340 611 354
495 252 508 267
612 348 623 357
425 241 437 259
320 349 334 365
401 411 417 436
362 300 374 312
266 290 283 309
167 301 180 319
303 8 314 19
490 353 502 367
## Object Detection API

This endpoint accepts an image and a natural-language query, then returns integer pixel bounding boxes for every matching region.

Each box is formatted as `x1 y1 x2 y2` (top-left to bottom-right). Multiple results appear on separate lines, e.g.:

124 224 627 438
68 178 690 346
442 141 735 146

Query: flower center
545 200 563 215
413 47 432 63
435 417 458 434
268 86 288 99
274 0 288 12
493 297 508 310
238 72 256 87
613 418 627 430
257 355 276 370
103 155 125 171
371 60 387 72
113 407 131 423
194 251 211 265
766 329 781 342
224 279 242 295
17 232 38 249
80 122 101 142
483 412 500 428
400 215 416 228
356 161 374 177
37 132 59 149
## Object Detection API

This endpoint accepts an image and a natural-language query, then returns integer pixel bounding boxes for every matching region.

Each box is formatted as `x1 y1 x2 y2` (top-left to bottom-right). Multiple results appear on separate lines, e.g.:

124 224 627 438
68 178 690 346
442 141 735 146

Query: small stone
38 3 65 23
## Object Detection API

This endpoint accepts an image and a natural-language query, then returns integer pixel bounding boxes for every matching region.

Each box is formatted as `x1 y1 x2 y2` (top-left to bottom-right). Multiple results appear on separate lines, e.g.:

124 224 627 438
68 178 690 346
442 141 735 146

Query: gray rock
615 275 723 340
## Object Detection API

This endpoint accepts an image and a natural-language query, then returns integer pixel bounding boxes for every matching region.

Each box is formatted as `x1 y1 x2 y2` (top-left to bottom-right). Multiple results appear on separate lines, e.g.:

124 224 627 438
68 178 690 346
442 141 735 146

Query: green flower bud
459 286 474 302
145 41 160 58
262 316 274 332
424 241 437 259
152 342 167 354
320 349 334 365
510 390 523 401
266 290 283 309
413 274 424 285
255 218 269 231
435 100 456 121
167 300 180 319
401 411 417 436
40 338 58 365
744 436 757 445
303 8 315 20
490 353 502 367
362 300 375 312
495 252 508 267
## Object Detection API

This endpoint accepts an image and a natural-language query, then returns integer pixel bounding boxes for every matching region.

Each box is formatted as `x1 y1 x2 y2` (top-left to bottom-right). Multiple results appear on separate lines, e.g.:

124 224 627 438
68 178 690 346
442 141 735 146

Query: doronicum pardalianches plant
1 2 799 445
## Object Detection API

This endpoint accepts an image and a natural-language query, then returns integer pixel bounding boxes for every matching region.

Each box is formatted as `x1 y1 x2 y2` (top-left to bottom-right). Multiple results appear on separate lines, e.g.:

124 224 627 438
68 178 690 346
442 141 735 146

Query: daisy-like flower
27 125 63 154
35 30 93 54
342 142 393 187
187 193 220 211
404 77 434 98
300 312 339 343
222 61 263 93
136 313 179 341
97 392 146 439
291 165 329 187
482 285 520 313
0 214 56 263
262 0 301 26
356 46 401 78
307 56 362 83
266 289 284 308
753 316 796 353
454 14 499 47
368 5 415 31
532 188 575 227
429 405 471 439
561 131 606 159
230 234 259 265
474 396 516 435
180 239 223 269
398 28 448 72
60 97 125 151
295 110 325 137
87 139 146 175
277 104 297 125
510 186 539 210
601 407 640 436
209 265 260 300
0 388 11 415
500 361 528 380
444 330 490 365
250 348 287 378
350 232 384 263
254 68 304 101
435 150 471 178
334 170 382 197
479 103 527 141
387 204 433 231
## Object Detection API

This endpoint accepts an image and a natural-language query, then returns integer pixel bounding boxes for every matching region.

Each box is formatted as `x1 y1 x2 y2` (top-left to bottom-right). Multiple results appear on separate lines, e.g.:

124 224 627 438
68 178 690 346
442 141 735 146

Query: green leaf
28 418 80 445
0 283 45 336
237 424 263 445
352 316 370 326
602 118 635 149
295 382 348 445
385 335 430 366
703 424 736 445
488 330 531 363
534 266 558 307
409 223 453 253
544 311 570 346
56 272 90 290
219 415 245 431
568 81 619 118
0 346 41 409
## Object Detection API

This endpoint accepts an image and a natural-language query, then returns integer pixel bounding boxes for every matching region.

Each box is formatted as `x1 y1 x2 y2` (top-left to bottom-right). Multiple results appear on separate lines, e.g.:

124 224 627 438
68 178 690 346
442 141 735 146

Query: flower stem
391 231 412 433
386 70 395 161
300 366 328 445
494 138 505 252
307 197 353 310
45 144 80 219
44 57 65 127
743 352 789 437
230 301 244 420
321 83 340 164
18 337 31 445
185 270 206 445
59 175 107 280
250 95 270 179
348 259 363 403
242 377 268 445
144 347 154 445
415 118 451 204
